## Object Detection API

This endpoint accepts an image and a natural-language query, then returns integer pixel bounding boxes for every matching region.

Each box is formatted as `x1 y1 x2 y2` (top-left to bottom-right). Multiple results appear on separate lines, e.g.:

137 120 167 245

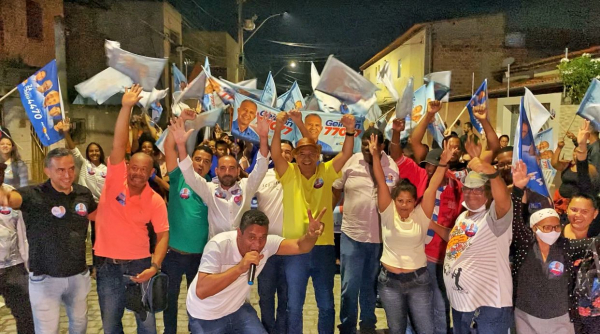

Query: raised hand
566 131 576 140
557 141 565 149
392 118 405 132
468 157 496 175
577 120 591 148
180 108 197 122
368 133 379 157
512 160 534 190
256 113 270 138
60 117 71 133
122 84 143 108
472 104 488 121
341 114 356 133
440 140 459 166
276 112 289 127
464 135 482 161
288 109 303 124
427 100 442 114
307 207 327 237
168 117 194 146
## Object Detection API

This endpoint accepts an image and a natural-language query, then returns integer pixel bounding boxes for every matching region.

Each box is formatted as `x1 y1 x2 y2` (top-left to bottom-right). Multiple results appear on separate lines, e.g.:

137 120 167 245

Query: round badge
464 223 478 237
0 206 12 215
87 167 95 175
386 173 394 184
75 203 87 216
51 206 66 218
313 178 324 189
549 261 564 276
215 189 226 199
100 171 107 178
231 189 241 195
234 195 243 205
180 188 190 199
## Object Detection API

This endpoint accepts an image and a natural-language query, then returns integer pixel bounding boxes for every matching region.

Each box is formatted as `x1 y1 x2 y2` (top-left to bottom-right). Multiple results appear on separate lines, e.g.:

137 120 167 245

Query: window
26 0 43 40
397 59 402 78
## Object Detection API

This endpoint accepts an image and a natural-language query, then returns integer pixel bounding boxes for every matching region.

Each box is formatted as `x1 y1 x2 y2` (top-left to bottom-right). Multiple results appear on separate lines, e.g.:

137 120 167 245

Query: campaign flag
577 79 600 131
384 114 413 141
513 96 552 210
233 94 295 145
344 95 377 117
260 72 277 107
424 71 451 101
16 59 65 146
172 64 187 93
426 82 446 147
396 77 414 120
139 88 168 110
365 101 382 123
175 71 206 105
377 61 399 101
105 40 167 92
534 128 557 191
310 62 340 112
204 57 211 77
466 79 487 134
277 81 306 111
411 85 427 124
74 67 133 105
237 78 258 89
221 78 262 98
150 101 163 126
523 88 553 137
295 111 365 154
316 55 379 104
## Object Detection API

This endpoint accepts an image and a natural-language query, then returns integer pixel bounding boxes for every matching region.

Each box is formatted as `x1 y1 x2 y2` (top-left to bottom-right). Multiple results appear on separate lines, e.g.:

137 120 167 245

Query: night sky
167 0 598 91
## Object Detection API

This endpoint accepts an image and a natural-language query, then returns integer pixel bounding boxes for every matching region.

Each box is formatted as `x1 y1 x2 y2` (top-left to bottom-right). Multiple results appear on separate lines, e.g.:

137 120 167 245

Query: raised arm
332 114 356 173
472 104 499 163
369 134 392 211
288 109 310 139
511 160 536 248
575 120 594 196
110 84 143 165
244 115 270 193
389 118 405 161
551 140 570 171
272 112 290 177
277 208 326 255
165 109 197 173
421 142 456 218
410 100 442 163
62 117 76 150
469 157 511 218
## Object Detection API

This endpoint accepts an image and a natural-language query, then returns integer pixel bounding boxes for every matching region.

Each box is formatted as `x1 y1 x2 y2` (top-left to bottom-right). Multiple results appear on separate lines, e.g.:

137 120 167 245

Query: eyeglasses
463 187 485 195
537 225 562 233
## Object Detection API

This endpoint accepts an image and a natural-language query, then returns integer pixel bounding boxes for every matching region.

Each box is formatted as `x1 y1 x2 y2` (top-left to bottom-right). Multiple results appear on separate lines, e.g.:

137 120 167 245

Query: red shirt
396 155 463 263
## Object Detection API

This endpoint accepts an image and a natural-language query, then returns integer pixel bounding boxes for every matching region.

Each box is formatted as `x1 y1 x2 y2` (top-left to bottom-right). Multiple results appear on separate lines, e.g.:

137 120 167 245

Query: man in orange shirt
93 84 169 334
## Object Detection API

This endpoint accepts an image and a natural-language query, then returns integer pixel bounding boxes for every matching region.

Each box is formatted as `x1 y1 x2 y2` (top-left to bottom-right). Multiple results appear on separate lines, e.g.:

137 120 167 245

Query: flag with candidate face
426 82 446 147
466 80 487 134
17 59 65 146
295 111 365 155
105 40 167 92
316 55 379 104
233 94 295 145
277 81 306 111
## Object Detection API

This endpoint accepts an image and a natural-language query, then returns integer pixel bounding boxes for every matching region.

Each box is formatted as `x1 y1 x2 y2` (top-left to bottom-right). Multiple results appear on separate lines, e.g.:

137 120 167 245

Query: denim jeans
452 306 513 334
377 267 433 334
28 269 91 334
0 264 34 333
258 254 287 334
97 257 156 334
339 233 381 334
285 245 336 334
188 303 267 334
427 261 451 334
161 250 202 334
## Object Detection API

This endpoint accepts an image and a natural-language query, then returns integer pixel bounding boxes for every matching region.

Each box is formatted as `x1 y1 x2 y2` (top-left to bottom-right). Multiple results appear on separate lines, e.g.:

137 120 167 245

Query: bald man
233 99 260 142
94 84 169 334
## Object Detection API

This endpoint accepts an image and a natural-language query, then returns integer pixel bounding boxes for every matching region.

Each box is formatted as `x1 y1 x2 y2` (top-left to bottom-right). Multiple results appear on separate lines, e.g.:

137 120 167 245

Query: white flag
105 40 167 92
378 61 399 101
523 88 552 137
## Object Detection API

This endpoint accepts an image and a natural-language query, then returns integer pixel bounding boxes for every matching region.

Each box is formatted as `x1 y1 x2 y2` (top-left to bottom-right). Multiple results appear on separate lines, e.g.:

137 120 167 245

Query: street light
273 61 297 78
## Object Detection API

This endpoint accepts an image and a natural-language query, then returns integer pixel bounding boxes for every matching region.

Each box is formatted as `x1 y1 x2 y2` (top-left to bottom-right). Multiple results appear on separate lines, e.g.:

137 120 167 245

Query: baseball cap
463 171 488 189
419 148 443 167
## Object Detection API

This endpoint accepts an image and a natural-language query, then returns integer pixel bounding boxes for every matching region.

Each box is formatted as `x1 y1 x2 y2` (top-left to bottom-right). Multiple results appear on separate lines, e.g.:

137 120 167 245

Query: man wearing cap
271 111 356 334
389 117 463 334
332 126 399 334
443 157 513 334
510 160 595 334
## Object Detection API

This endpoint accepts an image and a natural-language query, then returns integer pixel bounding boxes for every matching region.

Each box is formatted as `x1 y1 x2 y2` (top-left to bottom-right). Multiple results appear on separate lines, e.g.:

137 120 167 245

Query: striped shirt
71 148 107 202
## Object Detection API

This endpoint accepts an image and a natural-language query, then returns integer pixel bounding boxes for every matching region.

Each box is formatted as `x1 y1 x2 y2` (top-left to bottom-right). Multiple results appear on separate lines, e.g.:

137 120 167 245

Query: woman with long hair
0 135 28 188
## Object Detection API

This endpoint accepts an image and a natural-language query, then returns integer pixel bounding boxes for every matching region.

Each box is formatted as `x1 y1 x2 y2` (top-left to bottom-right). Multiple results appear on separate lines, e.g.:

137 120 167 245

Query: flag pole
447 105 468 131
375 107 396 123
562 113 578 141
0 87 18 104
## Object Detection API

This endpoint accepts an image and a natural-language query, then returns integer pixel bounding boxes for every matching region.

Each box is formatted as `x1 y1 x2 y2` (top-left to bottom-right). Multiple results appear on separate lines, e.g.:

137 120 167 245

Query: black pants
0 263 34 333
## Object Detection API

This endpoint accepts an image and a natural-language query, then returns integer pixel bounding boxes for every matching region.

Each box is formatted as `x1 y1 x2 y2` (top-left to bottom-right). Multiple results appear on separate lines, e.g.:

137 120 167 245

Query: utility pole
237 0 245 82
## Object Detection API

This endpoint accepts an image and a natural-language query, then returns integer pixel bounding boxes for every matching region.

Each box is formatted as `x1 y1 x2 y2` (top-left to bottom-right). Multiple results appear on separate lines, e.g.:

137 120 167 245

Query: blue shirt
317 139 333 154
232 120 260 142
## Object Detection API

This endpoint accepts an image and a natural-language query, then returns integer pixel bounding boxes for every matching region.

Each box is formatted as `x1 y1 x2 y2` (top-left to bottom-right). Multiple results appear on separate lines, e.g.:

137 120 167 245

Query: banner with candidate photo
466 80 487 134
426 81 446 147
534 127 557 191
294 111 364 155
16 59 65 146
233 94 295 145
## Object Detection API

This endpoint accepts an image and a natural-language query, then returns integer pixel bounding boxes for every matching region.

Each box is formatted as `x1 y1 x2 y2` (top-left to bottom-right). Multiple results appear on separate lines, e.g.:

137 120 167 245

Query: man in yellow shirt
271 109 356 334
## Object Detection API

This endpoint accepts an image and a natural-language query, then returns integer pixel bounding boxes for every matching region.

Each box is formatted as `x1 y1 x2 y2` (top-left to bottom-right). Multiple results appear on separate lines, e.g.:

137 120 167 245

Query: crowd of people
1 84 600 334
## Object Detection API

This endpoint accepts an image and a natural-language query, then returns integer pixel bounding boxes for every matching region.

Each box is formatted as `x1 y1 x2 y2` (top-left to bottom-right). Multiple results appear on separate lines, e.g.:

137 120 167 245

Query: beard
219 175 236 187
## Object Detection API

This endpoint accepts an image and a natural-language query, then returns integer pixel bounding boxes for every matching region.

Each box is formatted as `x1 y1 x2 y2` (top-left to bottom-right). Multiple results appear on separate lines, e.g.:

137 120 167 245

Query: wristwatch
150 262 161 272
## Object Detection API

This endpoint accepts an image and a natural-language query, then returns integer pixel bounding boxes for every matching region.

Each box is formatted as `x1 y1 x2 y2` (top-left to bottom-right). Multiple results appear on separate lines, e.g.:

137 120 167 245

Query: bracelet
345 132 355 137
150 262 161 271
483 170 500 179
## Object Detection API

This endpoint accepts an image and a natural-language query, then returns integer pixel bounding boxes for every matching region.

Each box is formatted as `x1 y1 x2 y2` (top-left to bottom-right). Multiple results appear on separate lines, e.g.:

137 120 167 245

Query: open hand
367 133 379 157
256 113 270 138
122 84 143 108
440 140 459 166
464 135 482 160
168 117 193 146
288 109 303 124
578 120 591 148
512 160 535 190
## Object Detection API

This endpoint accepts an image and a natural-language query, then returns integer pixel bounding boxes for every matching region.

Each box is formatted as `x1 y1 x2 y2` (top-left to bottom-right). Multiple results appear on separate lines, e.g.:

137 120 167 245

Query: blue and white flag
295 111 364 154
577 79 600 131
233 94 295 145
426 82 446 147
534 128 557 192
377 61 399 101
74 67 133 105
222 78 262 99
150 101 163 125
16 59 65 146
344 95 377 117
260 72 277 107
523 88 553 137
466 79 487 134
411 85 427 124
172 63 187 92
277 81 306 111
424 71 451 102
513 96 552 210
316 55 379 104
204 57 211 77
105 40 167 92
310 62 340 112
175 71 206 105
396 77 414 120
139 88 168 110
237 78 258 90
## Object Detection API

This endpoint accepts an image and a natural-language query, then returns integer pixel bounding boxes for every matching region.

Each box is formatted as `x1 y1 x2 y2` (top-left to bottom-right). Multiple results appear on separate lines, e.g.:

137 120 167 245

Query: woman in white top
0 136 28 188
369 134 456 334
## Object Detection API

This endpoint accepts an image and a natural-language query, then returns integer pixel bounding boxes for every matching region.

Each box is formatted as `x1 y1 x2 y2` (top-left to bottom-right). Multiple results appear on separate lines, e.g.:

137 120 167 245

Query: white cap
529 208 560 228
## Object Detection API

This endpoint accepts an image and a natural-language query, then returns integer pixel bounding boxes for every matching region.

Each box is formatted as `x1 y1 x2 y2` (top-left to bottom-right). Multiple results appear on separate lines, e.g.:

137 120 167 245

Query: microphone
248 264 257 285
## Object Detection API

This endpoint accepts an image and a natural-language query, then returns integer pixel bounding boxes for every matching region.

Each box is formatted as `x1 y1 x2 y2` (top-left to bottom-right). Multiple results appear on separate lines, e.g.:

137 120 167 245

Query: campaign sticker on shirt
100 171 107 178
51 206 66 218
231 188 241 196
215 189 226 199
87 166 95 175
116 193 126 206
313 178 324 189
180 188 190 199
0 206 12 215
385 173 395 184
75 203 87 216
549 261 565 277
234 195 243 205
463 223 478 237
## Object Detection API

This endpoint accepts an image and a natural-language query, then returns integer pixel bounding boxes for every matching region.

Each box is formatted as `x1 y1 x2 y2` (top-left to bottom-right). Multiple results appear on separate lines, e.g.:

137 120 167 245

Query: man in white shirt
255 139 295 334
332 127 399 334
186 208 326 333
169 116 269 237
443 158 513 334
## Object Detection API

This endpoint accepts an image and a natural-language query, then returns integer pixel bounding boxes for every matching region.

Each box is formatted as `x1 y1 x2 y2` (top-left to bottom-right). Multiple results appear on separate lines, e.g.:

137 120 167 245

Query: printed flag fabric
172 64 187 93
396 77 414 120
425 82 446 147
233 94 295 145
424 71 451 102
310 62 341 112
74 67 133 105
577 78 600 131
411 85 427 124
17 59 65 146
466 79 487 134
378 61 399 101
105 40 167 92
294 111 365 155
534 128 557 193
523 88 553 137
204 57 211 77
260 72 277 107
277 81 306 111
316 55 379 104
175 71 207 105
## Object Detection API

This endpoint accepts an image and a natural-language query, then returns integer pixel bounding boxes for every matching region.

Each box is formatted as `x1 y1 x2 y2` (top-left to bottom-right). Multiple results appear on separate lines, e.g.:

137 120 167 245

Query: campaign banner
426 81 446 147
233 94 295 145
260 72 277 107
295 111 364 155
277 81 306 111
105 40 167 92
523 88 553 137
466 80 487 134
16 59 65 146
534 128 557 190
